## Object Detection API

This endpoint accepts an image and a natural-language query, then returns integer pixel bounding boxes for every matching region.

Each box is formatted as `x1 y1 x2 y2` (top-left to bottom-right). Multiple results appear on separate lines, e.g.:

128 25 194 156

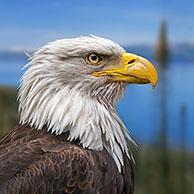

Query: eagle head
18 35 158 171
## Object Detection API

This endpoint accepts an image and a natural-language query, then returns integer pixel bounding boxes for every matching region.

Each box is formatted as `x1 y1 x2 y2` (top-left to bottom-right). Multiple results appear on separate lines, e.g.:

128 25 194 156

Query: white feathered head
18 36 158 171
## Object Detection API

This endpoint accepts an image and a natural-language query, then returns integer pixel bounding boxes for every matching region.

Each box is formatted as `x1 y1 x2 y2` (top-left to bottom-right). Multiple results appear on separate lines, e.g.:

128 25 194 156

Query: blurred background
0 0 194 193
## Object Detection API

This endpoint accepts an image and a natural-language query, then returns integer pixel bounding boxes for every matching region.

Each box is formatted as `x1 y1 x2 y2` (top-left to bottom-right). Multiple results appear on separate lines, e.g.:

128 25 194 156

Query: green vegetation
0 86 18 137
134 145 194 194
155 20 169 67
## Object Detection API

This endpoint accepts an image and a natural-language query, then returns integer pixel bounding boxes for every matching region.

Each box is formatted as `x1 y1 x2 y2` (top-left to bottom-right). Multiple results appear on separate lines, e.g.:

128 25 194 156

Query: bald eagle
0 36 158 194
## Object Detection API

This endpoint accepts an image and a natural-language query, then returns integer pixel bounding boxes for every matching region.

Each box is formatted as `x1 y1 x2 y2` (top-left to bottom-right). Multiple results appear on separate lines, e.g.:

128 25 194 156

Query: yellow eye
86 53 101 65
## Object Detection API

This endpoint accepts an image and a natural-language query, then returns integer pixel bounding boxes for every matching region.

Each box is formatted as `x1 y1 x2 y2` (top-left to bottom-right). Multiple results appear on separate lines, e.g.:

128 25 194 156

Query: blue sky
0 0 193 50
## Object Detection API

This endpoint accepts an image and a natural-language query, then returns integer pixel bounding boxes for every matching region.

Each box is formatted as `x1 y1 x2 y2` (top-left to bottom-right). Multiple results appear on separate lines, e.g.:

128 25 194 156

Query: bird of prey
0 36 158 194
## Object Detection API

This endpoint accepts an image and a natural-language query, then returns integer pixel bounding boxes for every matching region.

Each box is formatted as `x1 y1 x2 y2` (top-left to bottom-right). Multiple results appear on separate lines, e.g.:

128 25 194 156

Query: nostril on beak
128 59 136 65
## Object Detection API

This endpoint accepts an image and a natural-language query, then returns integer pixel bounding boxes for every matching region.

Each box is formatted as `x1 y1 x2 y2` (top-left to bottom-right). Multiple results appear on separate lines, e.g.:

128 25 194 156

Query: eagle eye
86 53 101 65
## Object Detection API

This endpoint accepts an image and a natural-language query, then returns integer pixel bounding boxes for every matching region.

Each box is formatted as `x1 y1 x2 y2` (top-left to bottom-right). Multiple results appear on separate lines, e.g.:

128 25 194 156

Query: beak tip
151 78 158 90
150 67 158 90
152 84 156 90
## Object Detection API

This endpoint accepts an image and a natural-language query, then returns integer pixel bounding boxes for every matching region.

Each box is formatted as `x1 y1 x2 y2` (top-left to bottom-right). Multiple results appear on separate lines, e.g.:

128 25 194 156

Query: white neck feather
19 80 135 171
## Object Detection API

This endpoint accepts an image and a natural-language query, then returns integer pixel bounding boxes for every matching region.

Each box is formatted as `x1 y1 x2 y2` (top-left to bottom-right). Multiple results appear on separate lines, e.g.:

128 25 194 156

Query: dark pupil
91 55 98 61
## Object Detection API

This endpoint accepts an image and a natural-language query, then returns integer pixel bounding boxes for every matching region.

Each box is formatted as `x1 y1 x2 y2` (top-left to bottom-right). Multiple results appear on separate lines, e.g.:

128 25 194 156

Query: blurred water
0 54 194 148
0 56 25 86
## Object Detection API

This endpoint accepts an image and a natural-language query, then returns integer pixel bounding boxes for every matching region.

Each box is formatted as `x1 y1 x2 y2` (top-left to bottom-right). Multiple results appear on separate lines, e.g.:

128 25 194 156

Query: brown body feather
0 125 134 194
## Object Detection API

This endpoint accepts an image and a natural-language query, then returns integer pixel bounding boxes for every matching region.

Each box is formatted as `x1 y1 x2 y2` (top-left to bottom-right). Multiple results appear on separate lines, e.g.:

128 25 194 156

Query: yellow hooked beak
92 53 158 89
